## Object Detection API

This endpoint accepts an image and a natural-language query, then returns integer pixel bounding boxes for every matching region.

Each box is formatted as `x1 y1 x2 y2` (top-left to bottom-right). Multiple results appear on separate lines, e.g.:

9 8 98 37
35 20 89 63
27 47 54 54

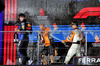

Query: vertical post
37 32 40 65
85 31 88 65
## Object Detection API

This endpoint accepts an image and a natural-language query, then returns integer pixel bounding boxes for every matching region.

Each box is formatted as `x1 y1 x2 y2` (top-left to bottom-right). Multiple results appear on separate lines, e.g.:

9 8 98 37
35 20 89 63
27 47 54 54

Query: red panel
5 0 7 21
3 26 7 65
14 0 17 21
7 26 10 65
8 0 11 21
13 43 16 65
11 0 14 21
13 26 18 65
10 26 14 65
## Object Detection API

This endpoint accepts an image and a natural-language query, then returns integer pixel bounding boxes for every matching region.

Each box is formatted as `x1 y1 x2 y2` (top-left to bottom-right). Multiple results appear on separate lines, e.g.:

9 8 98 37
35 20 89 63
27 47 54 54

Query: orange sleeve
45 27 50 33
65 31 75 42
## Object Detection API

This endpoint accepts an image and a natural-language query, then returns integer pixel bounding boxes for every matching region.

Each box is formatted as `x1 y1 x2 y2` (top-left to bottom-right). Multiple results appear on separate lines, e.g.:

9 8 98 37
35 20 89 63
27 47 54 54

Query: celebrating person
61 21 85 65
15 13 32 65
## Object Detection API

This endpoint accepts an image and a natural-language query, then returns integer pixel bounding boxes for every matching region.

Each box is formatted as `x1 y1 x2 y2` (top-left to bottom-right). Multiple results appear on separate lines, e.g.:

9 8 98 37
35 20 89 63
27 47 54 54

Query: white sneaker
19 58 22 64
28 59 33 65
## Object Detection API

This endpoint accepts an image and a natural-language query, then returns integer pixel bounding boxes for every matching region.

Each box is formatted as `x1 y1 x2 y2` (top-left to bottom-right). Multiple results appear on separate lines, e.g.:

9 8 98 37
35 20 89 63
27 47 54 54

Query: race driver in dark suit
15 13 32 65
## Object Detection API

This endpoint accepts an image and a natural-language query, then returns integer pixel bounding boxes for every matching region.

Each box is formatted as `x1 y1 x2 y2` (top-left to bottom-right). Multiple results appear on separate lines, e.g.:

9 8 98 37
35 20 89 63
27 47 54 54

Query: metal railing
1 30 100 65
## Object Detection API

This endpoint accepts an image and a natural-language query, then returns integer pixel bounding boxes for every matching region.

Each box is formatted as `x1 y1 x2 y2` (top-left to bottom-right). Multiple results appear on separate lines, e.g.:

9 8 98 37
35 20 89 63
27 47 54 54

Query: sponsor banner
74 56 100 65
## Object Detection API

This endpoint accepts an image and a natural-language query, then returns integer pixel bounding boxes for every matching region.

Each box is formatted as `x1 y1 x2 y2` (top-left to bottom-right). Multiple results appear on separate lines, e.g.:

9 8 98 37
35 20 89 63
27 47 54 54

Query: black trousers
42 45 54 56
18 34 29 64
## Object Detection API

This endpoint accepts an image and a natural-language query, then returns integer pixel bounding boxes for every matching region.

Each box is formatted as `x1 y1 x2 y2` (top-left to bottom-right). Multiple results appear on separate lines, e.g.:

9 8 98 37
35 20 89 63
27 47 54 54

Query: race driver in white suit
62 21 85 65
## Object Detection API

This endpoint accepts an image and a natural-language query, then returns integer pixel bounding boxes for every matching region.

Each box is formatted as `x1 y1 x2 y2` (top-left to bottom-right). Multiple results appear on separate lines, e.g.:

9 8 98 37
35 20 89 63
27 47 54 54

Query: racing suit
16 19 32 64
64 28 85 64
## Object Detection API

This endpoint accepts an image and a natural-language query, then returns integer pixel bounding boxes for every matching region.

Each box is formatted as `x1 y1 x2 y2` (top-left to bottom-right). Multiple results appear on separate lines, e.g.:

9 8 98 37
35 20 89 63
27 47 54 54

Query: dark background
17 0 100 25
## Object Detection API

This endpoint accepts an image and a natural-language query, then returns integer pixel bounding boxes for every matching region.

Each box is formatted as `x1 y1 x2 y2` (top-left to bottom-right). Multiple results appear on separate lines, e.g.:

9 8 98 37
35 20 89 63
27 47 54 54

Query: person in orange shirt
39 24 54 65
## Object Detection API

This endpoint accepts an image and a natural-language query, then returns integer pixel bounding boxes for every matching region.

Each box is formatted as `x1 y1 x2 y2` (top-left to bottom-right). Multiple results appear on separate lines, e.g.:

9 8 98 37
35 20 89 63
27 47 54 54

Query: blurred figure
39 24 54 65
15 13 32 65
62 21 85 65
